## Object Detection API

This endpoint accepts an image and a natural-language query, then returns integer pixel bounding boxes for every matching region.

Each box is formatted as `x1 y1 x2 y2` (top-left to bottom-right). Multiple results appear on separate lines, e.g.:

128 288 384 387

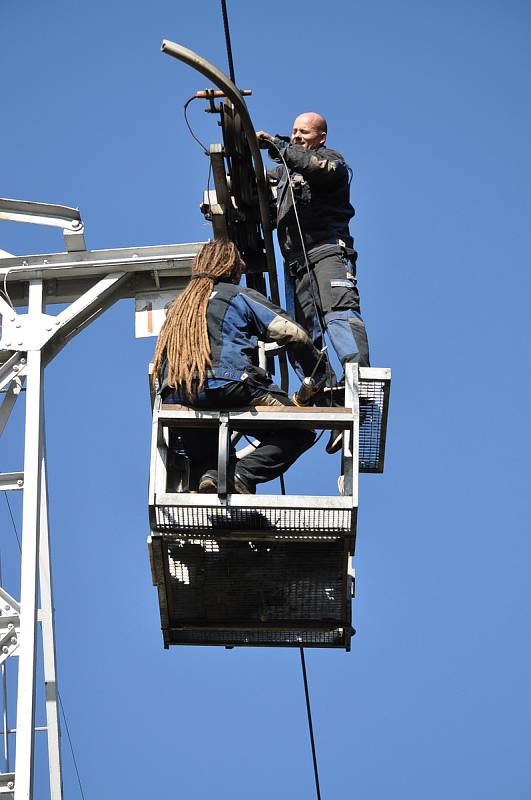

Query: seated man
152 239 327 494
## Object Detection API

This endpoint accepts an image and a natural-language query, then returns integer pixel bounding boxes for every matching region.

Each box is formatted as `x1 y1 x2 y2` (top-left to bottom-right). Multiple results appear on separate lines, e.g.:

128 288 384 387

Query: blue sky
1 1 530 798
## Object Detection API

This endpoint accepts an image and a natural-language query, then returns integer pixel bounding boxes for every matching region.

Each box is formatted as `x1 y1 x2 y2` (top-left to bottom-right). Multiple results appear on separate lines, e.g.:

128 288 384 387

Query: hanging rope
220 5 323 792
300 648 322 800
279 476 323 798
58 693 86 800
220 0 236 83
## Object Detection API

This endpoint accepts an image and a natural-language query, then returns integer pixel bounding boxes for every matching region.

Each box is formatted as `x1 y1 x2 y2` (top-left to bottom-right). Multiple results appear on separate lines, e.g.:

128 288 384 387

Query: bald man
257 113 370 415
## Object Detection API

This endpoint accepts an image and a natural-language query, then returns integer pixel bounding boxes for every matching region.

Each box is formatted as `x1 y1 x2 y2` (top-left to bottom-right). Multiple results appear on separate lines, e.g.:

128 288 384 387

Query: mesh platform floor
150 535 352 649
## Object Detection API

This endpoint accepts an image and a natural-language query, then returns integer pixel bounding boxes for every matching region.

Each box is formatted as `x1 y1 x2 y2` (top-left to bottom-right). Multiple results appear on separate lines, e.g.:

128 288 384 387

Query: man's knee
253 391 293 407
325 310 370 367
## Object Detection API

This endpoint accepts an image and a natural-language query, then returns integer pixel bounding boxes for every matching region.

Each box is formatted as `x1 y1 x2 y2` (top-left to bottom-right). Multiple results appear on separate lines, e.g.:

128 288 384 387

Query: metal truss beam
0 242 202 307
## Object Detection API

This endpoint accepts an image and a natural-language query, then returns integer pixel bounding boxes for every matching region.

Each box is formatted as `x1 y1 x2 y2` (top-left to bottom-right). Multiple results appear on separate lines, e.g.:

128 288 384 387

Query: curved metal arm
160 40 280 307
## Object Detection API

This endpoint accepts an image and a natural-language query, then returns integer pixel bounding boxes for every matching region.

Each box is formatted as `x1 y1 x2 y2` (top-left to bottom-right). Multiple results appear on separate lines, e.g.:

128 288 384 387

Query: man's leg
293 266 325 350
313 252 370 369
234 390 316 491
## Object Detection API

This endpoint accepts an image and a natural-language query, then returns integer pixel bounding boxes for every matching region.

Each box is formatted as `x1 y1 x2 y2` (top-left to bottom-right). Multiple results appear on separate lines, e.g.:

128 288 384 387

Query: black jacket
267 136 355 258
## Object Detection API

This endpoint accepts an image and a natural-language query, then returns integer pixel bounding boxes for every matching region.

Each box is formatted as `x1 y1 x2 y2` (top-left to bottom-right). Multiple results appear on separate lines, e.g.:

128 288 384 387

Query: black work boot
198 471 256 494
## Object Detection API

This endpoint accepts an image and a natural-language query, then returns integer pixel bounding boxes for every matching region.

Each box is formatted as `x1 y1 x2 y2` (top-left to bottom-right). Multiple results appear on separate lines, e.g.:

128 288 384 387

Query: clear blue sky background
1 1 530 798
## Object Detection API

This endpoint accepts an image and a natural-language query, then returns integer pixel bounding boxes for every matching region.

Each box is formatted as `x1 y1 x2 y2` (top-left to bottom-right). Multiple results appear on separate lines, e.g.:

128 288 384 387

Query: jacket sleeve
267 165 283 183
269 137 349 190
240 288 327 387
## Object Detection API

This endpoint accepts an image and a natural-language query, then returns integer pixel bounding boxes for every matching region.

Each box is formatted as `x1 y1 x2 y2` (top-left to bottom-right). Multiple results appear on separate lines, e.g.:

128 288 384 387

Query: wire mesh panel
359 372 391 472
154 504 353 536
149 534 353 650
169 629 347 647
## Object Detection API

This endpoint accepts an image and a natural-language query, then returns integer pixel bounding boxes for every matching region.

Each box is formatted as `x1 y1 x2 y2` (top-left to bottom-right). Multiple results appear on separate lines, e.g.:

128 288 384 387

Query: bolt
15 323 21 328
12 365 19 372
17 342 22 346
2 647 7 654
71 219 81 228
46 327 52 332
55 320 61 326
10 317 15 323
4 343 10 348
4 605 10 612
17 479 23 486
10 637 16 645
8 624 13 630
20 357 26 364
7 782 14 790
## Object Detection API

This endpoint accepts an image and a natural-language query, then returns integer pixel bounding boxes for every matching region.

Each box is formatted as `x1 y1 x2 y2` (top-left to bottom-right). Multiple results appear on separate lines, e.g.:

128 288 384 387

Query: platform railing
148 364 360 536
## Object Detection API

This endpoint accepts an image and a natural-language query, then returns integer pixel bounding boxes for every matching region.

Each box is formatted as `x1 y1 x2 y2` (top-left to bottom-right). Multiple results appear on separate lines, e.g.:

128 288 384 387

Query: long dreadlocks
152 239 244 397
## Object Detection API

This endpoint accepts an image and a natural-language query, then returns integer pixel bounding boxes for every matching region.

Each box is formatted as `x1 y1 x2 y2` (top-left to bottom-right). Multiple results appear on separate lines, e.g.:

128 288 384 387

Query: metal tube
38 448 63 800
14 280 45 800
2 655 8 773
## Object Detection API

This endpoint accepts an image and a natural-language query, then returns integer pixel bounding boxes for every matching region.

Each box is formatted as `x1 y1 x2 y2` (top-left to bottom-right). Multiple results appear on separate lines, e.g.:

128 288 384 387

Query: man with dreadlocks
152 239 327 494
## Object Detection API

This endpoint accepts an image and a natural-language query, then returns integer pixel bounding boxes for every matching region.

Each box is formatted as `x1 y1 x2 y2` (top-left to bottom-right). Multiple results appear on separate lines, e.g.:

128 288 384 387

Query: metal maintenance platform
148 367 391 650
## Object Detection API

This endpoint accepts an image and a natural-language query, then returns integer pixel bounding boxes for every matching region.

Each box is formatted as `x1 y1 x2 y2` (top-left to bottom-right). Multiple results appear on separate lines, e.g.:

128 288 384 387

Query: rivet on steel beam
8 624 13 630
10 637 16 645
46 327 52 332
2 647 8 654
55 320 61 326
17 480 23 487
4 605 10 612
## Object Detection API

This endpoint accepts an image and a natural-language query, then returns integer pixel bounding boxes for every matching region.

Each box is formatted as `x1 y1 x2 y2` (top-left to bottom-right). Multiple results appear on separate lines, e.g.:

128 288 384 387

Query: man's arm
257 132 349 189
240 288 327 388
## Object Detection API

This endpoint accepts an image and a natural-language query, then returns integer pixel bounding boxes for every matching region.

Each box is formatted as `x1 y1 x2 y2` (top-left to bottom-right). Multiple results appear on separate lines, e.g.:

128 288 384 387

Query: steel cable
2 493 87 799
278 476 323 798
220 0 236 83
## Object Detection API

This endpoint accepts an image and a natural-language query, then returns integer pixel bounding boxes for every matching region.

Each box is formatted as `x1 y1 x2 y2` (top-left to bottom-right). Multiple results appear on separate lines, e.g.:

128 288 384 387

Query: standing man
257 113 370 379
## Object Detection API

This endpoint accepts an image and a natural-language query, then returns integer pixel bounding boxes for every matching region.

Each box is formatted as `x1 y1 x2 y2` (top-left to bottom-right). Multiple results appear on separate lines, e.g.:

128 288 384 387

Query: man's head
291 112 327 150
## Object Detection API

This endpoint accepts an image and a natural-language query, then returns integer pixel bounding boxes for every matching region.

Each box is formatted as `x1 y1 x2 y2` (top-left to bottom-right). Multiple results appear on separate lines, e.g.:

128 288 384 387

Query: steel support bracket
0 772 15 795
0 588 20 665
0 473 24 491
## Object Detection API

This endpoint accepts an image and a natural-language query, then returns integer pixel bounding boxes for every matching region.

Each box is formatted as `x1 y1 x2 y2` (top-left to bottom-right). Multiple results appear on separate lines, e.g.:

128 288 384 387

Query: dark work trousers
290 251 370 369
162 380 316 491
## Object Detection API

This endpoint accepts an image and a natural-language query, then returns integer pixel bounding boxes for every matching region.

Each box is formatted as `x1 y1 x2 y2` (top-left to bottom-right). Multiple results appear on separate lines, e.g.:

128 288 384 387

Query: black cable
220 0 236 83
58 692 86 800
3 495 21 551
263 139 335 404
3 494 87 799
183 96 209 156
300 648 322 800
